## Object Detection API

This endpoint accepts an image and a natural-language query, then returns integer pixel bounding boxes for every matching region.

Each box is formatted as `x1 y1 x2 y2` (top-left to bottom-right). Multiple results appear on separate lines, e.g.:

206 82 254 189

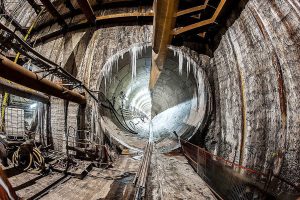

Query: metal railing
180 139 300 200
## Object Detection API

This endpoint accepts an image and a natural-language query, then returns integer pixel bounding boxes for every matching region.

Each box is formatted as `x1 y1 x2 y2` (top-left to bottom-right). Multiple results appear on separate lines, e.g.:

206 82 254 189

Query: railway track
133 141 153 200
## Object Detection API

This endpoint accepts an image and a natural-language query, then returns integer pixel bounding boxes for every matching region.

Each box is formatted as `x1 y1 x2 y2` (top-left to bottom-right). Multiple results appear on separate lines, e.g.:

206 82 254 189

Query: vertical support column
46 102 53 148
149 0 179 90
64 100 69 154
77 93 86 157
77 104 86 142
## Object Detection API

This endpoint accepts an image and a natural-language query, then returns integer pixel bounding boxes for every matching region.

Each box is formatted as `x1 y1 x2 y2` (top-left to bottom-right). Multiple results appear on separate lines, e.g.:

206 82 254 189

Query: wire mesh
4 107 25 140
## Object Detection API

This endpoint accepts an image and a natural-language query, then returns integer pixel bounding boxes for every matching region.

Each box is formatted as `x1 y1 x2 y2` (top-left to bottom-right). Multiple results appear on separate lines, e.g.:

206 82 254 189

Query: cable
12 146 45 171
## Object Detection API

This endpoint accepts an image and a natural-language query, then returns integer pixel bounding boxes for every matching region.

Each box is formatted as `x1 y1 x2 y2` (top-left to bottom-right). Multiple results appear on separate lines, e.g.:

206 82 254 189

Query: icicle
168 45 207 109
186 58 190 78
100 42 150 91
178 53 183 75
130 44 145 80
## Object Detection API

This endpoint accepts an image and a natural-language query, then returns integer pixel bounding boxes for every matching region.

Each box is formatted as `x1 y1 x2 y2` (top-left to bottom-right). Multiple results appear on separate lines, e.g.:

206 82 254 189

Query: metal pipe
0 77 49 103
0 55 86 105
77 0 96 24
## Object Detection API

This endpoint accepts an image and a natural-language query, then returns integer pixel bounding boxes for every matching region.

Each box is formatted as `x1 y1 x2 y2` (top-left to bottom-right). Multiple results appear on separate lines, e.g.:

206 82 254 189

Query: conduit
0 55 86 105
0 77 49 103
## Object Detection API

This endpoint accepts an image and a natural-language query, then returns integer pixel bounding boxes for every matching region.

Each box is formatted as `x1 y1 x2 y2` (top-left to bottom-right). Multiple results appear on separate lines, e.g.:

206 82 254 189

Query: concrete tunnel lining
97 44 211 150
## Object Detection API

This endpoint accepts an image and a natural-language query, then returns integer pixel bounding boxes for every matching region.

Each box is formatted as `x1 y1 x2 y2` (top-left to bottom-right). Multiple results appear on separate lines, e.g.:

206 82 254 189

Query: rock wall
206 0 300 186
0 0 37 32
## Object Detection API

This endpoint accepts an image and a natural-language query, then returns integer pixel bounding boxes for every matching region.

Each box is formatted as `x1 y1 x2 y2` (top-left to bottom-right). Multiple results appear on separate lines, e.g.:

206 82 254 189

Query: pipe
0 55 86 105
0 77 49 103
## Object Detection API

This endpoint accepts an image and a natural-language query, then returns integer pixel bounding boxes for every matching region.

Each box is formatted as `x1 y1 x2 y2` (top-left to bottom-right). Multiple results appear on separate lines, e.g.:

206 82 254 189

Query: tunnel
0 0 299 199
98 44 210 152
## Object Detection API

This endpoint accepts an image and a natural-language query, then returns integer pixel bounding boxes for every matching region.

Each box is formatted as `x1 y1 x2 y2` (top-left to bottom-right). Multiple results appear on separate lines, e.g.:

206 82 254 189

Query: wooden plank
77 0 96 24
39 0 67 27
149 0 179 90
173 0 226 35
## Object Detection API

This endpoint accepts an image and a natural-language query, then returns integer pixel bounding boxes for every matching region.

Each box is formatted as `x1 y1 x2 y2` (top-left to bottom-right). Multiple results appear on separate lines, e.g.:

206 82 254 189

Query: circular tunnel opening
98 44 211 151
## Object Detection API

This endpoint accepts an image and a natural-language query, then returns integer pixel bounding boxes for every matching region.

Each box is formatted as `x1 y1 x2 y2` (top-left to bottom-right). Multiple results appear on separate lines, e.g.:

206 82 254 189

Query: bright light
30 103 37 109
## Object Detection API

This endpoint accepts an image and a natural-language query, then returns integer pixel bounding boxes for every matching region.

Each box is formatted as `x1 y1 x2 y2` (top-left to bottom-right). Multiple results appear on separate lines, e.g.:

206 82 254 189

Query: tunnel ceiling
0 0 250 56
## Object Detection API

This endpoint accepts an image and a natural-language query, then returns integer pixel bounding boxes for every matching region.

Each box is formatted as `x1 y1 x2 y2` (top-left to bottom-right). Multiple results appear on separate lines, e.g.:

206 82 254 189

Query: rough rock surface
147 147 216 200
206 0 300 187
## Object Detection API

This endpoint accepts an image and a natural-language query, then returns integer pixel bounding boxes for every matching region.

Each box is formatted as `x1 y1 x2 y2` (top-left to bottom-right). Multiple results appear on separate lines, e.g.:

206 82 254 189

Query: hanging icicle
168 45 206 109
100 42 151 92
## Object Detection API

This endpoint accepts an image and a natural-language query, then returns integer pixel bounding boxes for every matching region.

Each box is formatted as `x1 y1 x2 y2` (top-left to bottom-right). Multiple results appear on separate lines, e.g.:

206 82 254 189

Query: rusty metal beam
0 55 86 104
149 0 179 90
39 0 67 27
173 0 226 35
77 0 96 24
0 77 49 103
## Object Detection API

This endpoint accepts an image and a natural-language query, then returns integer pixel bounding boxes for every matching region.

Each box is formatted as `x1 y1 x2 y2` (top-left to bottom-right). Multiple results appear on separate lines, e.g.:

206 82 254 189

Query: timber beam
173 0 226 35
32 12 153 45
0 55 86 105
77 0 96 24
0 77 49 103
176 4 207 17
149 0 179 90
39 0 67 27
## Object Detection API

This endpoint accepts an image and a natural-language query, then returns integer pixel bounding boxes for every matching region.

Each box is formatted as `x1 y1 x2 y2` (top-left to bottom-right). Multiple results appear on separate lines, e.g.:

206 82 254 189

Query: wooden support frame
32 11 154 45
77 0 96 24
176 4 207 17
149 0 179 90
39 0 67 27
173 0 226 35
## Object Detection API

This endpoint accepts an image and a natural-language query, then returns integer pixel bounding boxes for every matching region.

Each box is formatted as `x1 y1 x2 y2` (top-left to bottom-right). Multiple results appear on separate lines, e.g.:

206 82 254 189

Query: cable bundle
12 147 45 171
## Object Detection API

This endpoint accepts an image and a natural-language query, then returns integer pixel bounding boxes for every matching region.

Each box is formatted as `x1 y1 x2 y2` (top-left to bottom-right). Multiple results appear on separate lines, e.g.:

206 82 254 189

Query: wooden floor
7 155 140 200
